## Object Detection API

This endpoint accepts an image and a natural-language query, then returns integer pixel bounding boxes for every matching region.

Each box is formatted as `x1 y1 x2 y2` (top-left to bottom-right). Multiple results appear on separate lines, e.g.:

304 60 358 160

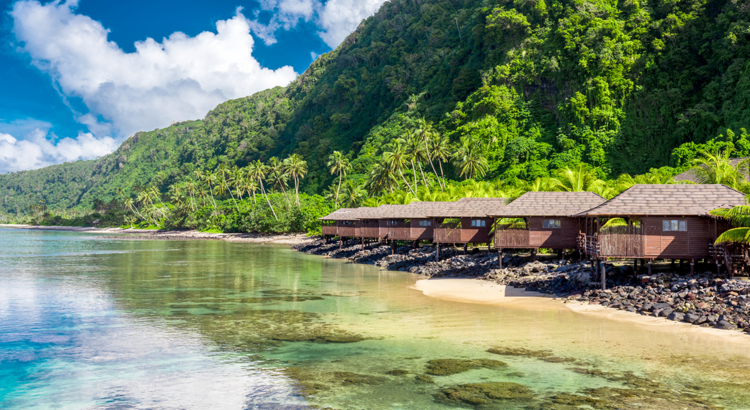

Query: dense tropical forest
4 0 750 233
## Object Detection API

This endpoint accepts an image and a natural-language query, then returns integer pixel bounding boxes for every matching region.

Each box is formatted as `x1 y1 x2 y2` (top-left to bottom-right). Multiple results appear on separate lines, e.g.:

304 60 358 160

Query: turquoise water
1 228 750 409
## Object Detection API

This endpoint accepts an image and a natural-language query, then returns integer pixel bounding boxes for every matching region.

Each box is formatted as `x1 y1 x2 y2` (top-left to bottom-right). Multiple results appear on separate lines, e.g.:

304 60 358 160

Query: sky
0 0 386 173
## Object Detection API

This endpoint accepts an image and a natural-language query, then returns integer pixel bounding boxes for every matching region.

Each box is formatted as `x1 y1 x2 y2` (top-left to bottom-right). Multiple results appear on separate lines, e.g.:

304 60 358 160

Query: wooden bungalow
578 184 745 275
491 192 605 259
372 202 455 243
428 198 508 257
318 207 376 240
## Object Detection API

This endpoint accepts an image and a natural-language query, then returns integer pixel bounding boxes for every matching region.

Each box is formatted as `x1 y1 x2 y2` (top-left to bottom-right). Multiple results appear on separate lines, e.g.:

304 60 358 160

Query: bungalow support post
690 259 695 275
498 248 503 269
600 261 606 290
436 243 440 261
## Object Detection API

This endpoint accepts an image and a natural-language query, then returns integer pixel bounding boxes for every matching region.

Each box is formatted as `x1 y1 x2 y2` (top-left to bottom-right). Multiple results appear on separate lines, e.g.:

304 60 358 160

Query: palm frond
715 227 750 245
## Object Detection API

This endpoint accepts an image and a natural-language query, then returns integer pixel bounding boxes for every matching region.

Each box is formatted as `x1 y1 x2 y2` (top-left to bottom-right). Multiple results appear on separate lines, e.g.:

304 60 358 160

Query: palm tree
268 157 292 206
241 176 259 204
415 118 443 190
452 139 489 180
247 160 277 219
184 180 197 211
364 159 398 195
383 140 417 195
431 133 452 188
231 166 245 202
712 205 750 246
551 164 602 192
690 149 750 192
339 180 366 208
327 151 351 208
284 154 308 209
217 163 240 212
194 170 217 208
404 131 428 189
169 184 186 210
136 189 160 226
123 197 146 221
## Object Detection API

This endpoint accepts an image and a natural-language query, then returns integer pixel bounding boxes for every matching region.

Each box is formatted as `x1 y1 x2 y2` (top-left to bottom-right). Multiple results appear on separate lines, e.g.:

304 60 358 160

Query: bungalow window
542 219 561 229
418 220 432 227
471 220 486 227
662 220 687 232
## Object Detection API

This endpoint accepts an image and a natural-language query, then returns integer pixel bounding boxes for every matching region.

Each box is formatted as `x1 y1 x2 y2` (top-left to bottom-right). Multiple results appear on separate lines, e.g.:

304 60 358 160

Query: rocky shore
294 238 750 334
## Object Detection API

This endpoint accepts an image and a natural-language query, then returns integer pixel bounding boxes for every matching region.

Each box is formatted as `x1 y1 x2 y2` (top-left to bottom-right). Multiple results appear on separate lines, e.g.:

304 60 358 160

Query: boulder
715 321 738 330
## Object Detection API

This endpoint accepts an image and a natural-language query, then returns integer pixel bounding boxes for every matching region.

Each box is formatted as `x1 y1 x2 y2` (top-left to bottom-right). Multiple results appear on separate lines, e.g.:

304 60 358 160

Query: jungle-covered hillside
3 0 750 213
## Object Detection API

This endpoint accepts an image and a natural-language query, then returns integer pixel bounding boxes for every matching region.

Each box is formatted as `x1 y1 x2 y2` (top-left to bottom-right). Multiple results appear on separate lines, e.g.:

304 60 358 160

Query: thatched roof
492 191 606 217
578 184 746 216
426 197 509 218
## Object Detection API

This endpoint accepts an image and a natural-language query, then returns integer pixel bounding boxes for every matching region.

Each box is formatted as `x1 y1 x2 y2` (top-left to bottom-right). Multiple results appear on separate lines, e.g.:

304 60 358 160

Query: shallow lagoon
1 228 749 409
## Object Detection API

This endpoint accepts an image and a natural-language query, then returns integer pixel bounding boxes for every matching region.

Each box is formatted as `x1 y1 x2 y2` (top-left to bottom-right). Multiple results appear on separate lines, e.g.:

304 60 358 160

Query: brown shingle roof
319 207 378 221
578 184 746 216
492 191 606 217
368 201 456 219
427 198 509 218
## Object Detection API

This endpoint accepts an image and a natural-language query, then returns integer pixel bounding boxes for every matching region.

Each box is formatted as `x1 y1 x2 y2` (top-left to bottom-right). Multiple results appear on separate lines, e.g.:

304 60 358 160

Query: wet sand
413 278 750 343
0 224 313 245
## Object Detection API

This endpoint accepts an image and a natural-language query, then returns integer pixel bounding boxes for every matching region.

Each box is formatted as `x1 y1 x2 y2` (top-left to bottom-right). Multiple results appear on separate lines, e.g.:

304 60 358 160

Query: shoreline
413 278 750 342
295 238 750 337
0 224 314 245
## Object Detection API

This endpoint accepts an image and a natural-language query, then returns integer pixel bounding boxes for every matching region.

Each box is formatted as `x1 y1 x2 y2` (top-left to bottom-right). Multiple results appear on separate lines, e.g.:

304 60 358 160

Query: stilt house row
576 184 745 273
491 192 606 253
426 198 509 245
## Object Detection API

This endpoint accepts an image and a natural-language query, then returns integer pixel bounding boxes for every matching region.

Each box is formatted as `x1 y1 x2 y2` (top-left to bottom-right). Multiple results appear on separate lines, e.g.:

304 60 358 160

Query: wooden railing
434 223 461 243
388 227 411 240
597 233 644 257
358 227 380 238
338 226 356 238
322 226 337 236
495 229 530 248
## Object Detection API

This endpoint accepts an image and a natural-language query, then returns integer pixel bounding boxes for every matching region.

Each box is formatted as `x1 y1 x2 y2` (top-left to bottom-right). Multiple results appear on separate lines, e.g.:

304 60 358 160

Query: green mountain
3 0 750 212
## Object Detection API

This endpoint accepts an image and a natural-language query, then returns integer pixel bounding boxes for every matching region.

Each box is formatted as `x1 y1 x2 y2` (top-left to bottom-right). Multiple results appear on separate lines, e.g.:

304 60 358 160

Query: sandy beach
413 277 750 343
0 224 314 245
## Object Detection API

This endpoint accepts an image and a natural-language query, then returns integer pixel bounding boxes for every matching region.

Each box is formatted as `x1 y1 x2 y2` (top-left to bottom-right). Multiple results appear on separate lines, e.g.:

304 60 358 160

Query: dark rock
667 312 685 321
715 321 738 330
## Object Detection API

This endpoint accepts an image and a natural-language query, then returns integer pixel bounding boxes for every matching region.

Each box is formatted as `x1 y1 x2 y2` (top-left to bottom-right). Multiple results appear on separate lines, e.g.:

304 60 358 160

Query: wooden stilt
436 243 440 261
532 249 538 261
340 238 343 249
498 248 503 269
679 259 684 270
391 240 396 255
717 262 721 275
463 243 468 254
633 258 637 273
562 249 566 261
648 260 652 275
362 237 365 251
690 259 695 275
601 261 606 290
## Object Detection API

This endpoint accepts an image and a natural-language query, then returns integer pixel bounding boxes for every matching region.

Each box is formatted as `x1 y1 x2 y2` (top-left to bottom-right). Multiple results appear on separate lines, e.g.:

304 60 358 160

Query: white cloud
250 0 386 48
11 1 298 141
0 126 116 173
316 0 385 48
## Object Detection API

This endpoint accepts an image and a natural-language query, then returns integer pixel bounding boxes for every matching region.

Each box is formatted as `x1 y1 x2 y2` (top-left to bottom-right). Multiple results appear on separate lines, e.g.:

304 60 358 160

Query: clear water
1 228 750 409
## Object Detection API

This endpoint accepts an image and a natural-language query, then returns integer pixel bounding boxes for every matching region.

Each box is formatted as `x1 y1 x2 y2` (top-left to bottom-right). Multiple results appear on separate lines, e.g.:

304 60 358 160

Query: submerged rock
438 382 533 406
425 358 507 376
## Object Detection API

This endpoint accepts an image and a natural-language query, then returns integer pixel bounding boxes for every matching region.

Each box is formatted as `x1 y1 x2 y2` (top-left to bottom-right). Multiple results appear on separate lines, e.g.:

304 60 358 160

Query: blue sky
0 0 385 172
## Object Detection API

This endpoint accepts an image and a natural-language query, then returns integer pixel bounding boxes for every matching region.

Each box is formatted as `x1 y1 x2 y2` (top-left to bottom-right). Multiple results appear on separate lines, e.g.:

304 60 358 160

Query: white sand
413 278 750 343
412 278 555 307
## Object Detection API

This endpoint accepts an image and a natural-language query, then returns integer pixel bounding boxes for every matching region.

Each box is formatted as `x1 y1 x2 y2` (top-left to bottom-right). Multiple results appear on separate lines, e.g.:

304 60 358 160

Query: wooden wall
358 220 380 238
642 216 713 258
495 217 579 249
410 218 434 241
337 221 356 238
